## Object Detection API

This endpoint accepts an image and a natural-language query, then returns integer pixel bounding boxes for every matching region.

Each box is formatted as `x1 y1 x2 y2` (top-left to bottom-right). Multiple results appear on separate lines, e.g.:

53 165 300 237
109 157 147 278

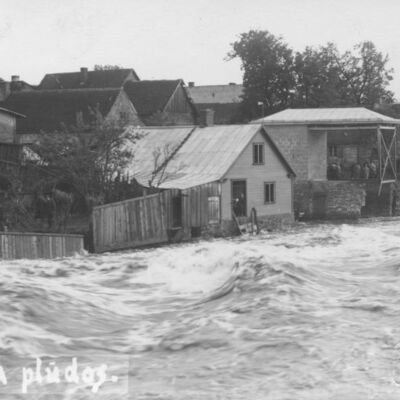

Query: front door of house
232 180 247 217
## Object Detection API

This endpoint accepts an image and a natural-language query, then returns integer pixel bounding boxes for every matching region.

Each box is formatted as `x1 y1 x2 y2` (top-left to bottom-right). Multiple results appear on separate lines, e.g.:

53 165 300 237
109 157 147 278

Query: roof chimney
199 108 214 127
11 75 20 82
188 81 195 88
80 67 88 84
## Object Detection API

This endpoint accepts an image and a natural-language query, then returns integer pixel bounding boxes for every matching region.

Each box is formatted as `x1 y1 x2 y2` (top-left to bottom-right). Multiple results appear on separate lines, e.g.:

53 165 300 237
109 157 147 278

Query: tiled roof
123 80 182 117
254 107 400 125
0 89 120 134
187 84 243 104
39 68 139 90
124 124 294 189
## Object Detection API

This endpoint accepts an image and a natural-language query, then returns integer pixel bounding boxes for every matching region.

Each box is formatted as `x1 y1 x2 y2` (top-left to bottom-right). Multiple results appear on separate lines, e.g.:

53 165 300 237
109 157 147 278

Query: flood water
1 219 400 399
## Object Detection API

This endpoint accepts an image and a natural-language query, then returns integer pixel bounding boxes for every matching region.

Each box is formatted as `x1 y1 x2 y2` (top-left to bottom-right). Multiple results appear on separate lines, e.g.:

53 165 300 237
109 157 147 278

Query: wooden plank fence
92 183 222 253
0 232 84 260
92 191 176 253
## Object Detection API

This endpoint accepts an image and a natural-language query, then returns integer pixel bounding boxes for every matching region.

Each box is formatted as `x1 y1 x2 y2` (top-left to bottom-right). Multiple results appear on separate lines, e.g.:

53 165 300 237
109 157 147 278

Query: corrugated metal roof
187 84 243 104
254 107 400 125
124 124 263 189
123 126 194 187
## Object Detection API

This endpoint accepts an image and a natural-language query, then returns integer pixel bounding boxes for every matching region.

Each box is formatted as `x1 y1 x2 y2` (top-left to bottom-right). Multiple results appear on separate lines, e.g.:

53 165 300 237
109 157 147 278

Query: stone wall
265 125 309 180
325 181 366 219
294 180 366 219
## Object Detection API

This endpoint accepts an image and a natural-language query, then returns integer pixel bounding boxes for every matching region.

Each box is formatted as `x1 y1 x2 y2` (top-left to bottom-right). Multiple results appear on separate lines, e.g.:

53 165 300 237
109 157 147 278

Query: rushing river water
2 219 400 399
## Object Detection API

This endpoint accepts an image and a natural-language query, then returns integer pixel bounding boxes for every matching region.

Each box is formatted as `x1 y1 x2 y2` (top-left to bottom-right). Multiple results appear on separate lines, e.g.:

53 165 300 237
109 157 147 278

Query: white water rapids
1 219 400 399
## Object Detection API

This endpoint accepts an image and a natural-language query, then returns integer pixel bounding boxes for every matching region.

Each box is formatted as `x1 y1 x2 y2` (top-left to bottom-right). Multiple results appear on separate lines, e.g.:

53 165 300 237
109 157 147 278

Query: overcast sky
1 0 400 98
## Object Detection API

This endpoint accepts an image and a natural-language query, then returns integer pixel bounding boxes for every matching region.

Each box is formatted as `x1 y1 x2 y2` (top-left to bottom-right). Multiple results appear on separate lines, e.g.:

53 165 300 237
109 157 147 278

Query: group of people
327 160 378 180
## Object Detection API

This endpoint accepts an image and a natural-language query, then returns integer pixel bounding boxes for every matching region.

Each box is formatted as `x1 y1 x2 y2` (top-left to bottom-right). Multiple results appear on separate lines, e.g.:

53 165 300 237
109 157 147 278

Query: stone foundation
294 179 400 219
294 180 366 219
201 213 294 238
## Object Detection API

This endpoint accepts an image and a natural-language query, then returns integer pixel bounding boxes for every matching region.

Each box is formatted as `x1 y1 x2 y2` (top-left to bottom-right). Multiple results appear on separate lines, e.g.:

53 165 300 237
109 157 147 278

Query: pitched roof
254 107 400 125
39 68 139 90
123 126 195 186
124 124 294 189
0 89 120 134
123 80 182 117
187 84 243 104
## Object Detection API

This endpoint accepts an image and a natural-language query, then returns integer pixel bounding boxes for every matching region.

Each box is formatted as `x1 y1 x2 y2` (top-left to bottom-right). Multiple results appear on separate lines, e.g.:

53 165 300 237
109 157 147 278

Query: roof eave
0 107 25 118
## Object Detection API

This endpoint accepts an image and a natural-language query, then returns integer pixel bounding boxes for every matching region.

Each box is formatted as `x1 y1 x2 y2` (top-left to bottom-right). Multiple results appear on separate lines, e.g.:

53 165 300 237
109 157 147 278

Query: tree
227 30 296 120
28 112 142 212
330 41 394 106
293 44 344 107
228 31 395 116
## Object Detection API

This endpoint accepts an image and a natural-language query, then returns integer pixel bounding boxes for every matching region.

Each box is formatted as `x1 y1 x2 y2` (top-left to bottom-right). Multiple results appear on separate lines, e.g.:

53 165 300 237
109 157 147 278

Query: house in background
0 88 143 143
0 107 30 195
124 80 197 125
38 67 140 90
0 106 25 143
255 107 400 219
186 82 243 124
92 121 295 252
0 75 35 101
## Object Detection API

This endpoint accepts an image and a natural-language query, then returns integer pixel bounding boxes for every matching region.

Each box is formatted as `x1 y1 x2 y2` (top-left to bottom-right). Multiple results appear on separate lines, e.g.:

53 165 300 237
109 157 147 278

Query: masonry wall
264 125 309 180
294 180 366 219
308 131 327 179
221 130 293 219
0 113 16 143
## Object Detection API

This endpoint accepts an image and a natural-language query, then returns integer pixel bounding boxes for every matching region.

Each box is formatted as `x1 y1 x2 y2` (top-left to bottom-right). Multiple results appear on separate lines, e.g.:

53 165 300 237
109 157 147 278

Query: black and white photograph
1 0 400 398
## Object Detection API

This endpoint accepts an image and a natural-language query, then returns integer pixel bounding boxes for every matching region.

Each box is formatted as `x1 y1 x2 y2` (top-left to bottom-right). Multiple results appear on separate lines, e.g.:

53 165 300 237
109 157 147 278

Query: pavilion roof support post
377 126 397 195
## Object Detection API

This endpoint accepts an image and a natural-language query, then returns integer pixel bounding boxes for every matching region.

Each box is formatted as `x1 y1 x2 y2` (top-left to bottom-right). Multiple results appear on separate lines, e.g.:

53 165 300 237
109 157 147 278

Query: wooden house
123 80 197 125
187 82 243 124
0 106 25 143
92 123 295 252
0 88 143 142
255 107 400 218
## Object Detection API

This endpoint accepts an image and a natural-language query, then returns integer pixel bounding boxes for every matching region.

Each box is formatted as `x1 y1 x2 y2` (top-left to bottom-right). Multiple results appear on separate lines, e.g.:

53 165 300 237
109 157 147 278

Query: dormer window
253 143 264 165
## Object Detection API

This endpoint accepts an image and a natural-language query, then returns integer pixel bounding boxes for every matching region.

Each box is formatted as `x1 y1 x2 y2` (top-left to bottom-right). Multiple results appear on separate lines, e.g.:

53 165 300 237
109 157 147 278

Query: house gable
163 83 197 124
221 130 293 219
123 80 196 125
104 90 143 127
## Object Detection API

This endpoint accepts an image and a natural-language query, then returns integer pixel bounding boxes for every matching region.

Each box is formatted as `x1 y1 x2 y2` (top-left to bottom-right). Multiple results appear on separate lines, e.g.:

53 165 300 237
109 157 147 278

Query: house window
264 182 275 204
208 196 220 223
119 111 129 123
253 143 264 165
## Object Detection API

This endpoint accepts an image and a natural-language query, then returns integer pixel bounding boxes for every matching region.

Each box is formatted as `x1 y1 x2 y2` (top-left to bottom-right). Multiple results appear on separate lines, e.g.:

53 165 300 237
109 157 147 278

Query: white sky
1 0 400 98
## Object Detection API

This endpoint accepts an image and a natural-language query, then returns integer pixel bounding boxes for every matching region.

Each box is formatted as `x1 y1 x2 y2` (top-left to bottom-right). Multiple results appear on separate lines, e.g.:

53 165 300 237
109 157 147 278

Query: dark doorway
172 194 183 227
313 193 327 219
232 180 247 217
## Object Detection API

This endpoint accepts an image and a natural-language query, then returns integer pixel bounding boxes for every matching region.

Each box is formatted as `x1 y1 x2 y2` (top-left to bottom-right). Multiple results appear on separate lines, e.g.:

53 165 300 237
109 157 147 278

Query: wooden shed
92 123 295 252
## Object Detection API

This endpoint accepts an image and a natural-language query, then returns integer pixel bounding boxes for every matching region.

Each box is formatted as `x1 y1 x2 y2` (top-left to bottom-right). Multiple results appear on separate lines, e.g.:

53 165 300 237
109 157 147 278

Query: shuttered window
208 196 220 223
253 143 264 165
264 182 275 204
